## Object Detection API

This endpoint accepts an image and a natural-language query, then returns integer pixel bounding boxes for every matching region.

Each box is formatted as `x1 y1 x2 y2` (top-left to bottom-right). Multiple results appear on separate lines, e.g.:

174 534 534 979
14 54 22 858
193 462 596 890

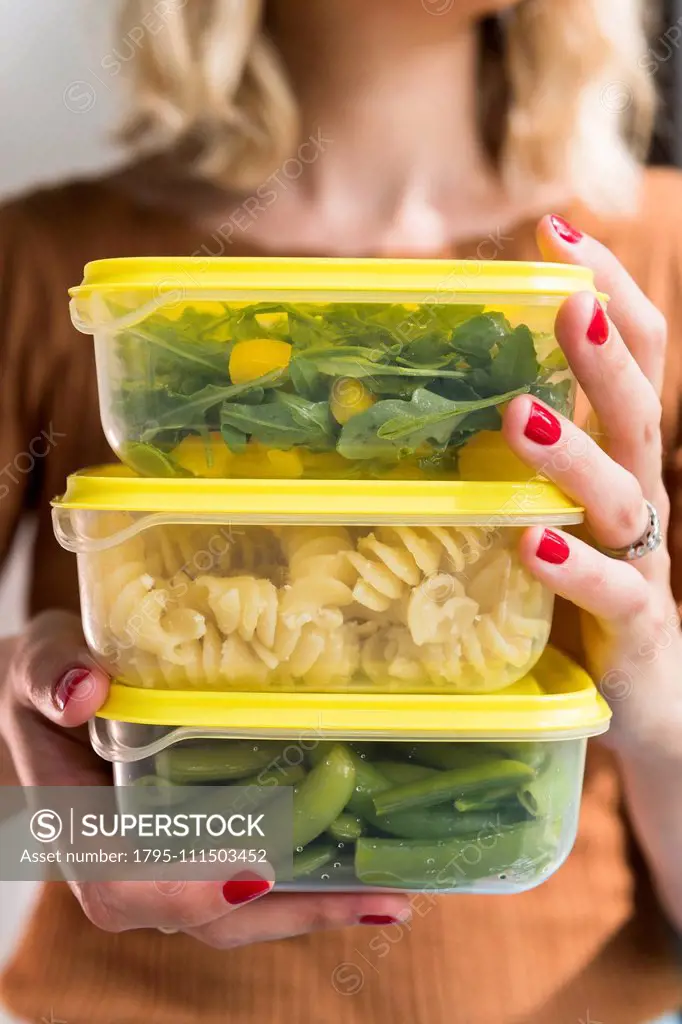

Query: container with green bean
90 647 611 894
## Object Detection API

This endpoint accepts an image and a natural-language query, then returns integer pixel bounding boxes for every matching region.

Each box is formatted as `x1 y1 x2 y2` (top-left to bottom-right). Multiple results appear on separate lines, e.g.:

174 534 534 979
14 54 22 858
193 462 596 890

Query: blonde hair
118 0 656 213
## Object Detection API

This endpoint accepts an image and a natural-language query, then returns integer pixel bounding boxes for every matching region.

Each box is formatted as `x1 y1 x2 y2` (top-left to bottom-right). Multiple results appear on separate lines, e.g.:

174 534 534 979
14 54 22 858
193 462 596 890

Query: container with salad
69 257 599 481
52 467 583 695
90 646 611 893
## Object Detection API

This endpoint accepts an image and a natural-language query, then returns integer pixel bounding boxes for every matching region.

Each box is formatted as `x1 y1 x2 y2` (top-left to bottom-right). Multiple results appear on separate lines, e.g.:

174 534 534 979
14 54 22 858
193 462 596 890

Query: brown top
1 168 682 1024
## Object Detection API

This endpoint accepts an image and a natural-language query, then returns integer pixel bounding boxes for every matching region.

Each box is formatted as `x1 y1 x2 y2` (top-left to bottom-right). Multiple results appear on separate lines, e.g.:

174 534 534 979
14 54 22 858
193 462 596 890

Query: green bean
289 851 356 886
373 760 534 816
293 843 336 878
368 805 528 840
375 762 439 785
156 741 285 784
454 785 523 812
327 813 365 842
355 820 554 888
390 742 501 772
487 742 549 770
343 754 392 817
237 763 307 789
293 744 356 849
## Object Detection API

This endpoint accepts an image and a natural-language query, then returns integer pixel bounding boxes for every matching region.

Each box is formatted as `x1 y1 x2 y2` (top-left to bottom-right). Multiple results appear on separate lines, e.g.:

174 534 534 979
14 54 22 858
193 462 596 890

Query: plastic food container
69 257 599 481
53 468 583 694
90 647 611 893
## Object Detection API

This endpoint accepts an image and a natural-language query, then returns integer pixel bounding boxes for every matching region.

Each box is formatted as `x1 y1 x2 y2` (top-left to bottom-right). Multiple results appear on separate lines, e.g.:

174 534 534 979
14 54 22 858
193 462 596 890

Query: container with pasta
90 647 611 893
68 257 600 482
53 467 583 694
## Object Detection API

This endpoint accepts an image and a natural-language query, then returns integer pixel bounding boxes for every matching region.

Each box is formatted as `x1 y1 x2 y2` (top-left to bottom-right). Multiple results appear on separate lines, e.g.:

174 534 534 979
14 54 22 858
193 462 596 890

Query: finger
551 291 663 495
538 214 667 393
518 526 651 627
502 395 650 552
10 610 110 726
186 891 412 950
74 869 273 934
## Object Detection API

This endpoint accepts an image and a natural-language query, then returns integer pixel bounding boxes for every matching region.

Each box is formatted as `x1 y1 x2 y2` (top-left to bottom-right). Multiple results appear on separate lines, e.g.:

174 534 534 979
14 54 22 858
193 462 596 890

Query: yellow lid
53 465 583 525
94 648 611 742
70 257 598 308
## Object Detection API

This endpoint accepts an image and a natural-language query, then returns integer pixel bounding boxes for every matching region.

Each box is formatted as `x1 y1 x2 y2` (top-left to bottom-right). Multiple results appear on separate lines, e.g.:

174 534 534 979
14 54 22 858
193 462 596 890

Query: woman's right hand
0 611 411 944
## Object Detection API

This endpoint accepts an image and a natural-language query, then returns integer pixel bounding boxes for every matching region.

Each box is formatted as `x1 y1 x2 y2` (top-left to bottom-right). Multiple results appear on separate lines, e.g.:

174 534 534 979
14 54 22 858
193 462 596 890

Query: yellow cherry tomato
266 448 304 478
301 450 354 478
228 338 292 385
330 378 376 425
456 431 532 481
171 432 234 477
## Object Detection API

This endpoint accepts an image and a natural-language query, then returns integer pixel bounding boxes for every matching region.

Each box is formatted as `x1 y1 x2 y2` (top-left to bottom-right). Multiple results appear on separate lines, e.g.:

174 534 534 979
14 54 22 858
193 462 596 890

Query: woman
0 0 681 1021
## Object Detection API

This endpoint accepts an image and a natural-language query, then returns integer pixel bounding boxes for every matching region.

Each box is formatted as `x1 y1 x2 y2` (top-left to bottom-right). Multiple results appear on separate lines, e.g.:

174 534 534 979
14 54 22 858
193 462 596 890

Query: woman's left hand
502 214 682 758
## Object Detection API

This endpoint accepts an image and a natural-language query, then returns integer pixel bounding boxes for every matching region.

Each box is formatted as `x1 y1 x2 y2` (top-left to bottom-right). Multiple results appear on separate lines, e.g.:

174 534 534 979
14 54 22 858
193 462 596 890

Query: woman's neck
259 0 502 251
126 0 568 254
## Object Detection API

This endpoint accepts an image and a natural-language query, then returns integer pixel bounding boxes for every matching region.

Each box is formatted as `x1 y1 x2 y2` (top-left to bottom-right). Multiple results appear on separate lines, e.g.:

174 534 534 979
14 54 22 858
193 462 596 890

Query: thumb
11 610 110 728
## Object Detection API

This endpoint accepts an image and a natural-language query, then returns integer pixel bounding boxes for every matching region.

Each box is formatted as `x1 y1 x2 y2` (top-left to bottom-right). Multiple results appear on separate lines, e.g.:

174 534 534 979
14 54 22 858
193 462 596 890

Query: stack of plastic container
53 257 611 893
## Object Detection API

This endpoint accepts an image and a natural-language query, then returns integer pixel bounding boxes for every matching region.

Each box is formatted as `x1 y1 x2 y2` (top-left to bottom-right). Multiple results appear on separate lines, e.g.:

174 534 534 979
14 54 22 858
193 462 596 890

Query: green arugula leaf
141 369 287 439
120 442 191 477
487 325 540 390
220 392 335 450
298 346 466 380
220 421 249 453
337 386 527 461
449 312 509 367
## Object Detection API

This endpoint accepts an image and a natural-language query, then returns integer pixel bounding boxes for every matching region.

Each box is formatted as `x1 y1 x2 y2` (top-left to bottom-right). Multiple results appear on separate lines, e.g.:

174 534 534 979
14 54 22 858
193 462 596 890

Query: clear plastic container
68 257 600 481
90 647 611 893
53 468 583 694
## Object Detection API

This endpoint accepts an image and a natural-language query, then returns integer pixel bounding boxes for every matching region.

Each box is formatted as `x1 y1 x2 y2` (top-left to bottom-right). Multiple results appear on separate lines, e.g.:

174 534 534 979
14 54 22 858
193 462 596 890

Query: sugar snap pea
156 741 286 784
293 843 336 878
390 742 501 772
375 761 439 784
373 759 534 816
327 813 365 842
355 820 552 888
293 744 357 849
343 753 392 817
237 763 307 789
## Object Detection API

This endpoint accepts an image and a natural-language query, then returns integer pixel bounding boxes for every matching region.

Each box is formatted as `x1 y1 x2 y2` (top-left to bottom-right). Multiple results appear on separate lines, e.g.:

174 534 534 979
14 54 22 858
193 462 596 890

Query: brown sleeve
0 203 55 567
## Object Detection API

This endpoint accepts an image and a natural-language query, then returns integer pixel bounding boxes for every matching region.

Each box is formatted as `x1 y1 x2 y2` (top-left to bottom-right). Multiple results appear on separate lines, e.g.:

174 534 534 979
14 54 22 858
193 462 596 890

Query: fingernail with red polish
536 529 570 565
587 300 609 345
223 872 271 906
524 402 561 446
53 666 93 712
359 914 402 926
550 215 583 244
356 921 403 929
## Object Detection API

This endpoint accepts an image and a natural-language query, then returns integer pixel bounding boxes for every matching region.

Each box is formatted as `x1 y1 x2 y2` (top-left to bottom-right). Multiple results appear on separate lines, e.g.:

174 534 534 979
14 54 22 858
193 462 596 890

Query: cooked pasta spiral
90 519 551 693
346 525 497 613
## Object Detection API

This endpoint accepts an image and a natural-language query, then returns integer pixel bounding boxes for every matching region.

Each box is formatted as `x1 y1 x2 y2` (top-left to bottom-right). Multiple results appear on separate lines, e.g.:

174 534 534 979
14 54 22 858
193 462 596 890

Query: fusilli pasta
91 521 551 693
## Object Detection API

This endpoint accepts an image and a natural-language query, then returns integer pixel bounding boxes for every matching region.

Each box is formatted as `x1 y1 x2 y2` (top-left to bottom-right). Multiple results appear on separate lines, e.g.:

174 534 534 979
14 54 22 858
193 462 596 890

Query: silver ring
157 926 179 935
600 499 662 561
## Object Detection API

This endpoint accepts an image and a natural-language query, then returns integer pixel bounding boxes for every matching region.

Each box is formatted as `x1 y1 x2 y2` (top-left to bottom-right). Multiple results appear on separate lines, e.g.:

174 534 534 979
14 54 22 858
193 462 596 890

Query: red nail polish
222 872 271 905
587 301 609 345
524 401 561 446
359 915 400 926
550 215 583 244
53 666 92 712
536 529 570 565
